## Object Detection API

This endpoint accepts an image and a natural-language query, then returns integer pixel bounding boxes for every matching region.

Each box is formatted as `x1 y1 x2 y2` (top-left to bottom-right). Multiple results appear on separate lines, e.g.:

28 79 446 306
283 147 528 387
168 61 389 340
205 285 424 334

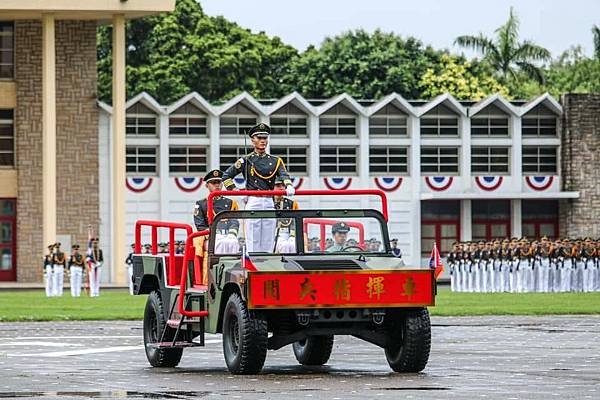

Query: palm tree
454 7 551 84
593 25 600 60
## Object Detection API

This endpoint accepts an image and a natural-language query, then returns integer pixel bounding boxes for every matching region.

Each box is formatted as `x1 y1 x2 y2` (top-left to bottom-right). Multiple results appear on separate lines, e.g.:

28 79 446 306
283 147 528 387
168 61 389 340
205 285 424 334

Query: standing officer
125 243 135 295
222 123 294 253
447 242 458 292
68 244 85 297
273 178 299 253
43 244 54 297
538 237 551 293
52 243 67 296
86 235 104 297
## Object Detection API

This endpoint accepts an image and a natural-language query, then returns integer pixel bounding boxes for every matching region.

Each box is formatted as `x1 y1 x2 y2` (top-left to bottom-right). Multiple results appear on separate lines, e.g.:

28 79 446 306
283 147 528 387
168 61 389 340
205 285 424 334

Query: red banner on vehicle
247 270 435 309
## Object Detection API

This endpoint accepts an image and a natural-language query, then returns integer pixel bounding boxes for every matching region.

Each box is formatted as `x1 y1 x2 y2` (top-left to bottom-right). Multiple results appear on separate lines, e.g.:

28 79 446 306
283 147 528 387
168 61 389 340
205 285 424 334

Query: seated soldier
273 178 299 253
194 169 240 254
326 222 351 252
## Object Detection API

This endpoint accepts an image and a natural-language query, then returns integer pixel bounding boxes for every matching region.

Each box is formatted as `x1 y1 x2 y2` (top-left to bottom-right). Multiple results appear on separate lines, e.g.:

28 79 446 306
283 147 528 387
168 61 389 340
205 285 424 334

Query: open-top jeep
132 189 436 374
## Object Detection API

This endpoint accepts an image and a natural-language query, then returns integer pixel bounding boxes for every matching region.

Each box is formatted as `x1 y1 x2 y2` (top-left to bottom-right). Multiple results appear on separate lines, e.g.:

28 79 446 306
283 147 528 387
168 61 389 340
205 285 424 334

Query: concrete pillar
111 14 126 284
460 200 472 241
308 114 319 208
511 199 522 238
42 14 56 252
409 115 421 266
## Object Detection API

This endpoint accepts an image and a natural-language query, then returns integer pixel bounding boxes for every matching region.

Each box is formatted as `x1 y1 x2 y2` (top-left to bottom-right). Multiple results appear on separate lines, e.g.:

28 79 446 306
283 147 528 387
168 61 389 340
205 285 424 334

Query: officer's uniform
538 243 551 293
326 222 351 252
43 244 54 297
447 244 458 292
491 242 502 293
125 244 134 295
194 170 240 255
52 243 67 296
222 123 293 253
68 245 85 297
274 194 299 253
86 238 104 297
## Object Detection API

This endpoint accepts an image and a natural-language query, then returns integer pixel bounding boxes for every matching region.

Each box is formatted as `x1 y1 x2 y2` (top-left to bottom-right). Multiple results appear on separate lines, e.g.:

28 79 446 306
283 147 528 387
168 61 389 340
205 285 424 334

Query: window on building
220 103 257 135
369 104 408 136
471 104 509 136
319 146 357 174
471 146 510 174
472 200 510 241
0 22 14 79
0 110 14 166
522 200 558 239
319 103 356 136
270 146 308 174
169 147 207 175
522 104 558 137
420 104 459 136
126 146 158 175
270 103 308 135
369 146 408 174
126 103 157 136
169 103 207 136
522 146 557 174
220 146 249 171
420 147 459 174
421 200 460 257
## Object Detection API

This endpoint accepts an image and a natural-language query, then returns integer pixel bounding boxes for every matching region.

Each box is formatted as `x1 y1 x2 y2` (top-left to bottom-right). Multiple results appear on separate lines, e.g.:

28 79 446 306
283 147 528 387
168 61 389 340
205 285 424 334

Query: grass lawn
1 288 600 321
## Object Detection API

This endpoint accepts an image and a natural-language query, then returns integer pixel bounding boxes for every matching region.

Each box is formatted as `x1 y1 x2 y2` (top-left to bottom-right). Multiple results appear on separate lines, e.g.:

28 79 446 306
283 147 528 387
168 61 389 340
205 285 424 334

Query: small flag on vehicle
242 245 258 272
428 242 444 280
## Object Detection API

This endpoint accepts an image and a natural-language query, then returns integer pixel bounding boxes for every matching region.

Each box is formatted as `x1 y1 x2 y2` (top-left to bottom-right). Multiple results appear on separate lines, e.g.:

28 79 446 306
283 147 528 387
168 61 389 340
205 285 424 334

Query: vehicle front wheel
143 291 183 367
293 335 334 366
222 292 268 374
384 308 431 373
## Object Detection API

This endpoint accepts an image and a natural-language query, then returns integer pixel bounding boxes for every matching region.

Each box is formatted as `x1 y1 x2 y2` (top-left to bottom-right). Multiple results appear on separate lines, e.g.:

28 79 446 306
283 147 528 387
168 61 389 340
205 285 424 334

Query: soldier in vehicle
273 178 299 253
325 222 351 252
222 123 294 253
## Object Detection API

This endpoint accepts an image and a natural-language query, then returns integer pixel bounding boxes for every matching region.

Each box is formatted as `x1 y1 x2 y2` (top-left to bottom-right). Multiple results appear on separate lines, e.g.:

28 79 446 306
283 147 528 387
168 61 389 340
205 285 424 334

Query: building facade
96 91 596 281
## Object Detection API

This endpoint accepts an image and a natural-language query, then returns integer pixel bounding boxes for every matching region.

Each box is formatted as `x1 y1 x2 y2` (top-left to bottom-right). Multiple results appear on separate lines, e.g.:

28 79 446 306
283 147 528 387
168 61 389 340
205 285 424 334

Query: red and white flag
428 242 444 280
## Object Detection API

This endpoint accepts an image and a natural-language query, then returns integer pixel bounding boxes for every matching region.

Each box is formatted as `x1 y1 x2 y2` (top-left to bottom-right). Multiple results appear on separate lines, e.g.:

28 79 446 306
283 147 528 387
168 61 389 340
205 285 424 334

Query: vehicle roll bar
207 189 388 224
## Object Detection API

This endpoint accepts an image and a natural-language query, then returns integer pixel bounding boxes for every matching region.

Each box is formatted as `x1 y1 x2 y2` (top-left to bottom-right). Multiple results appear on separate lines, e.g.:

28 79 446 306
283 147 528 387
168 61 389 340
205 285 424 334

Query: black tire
384 308 431 373
222 292 268 374
143 291 183 367
293 335 334 366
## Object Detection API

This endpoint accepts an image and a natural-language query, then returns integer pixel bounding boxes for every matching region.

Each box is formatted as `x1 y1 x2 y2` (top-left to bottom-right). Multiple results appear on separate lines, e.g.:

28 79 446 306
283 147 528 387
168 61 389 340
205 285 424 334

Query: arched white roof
469 93 519 117
367 93 417 117
166 92 216 116
417 93 467 117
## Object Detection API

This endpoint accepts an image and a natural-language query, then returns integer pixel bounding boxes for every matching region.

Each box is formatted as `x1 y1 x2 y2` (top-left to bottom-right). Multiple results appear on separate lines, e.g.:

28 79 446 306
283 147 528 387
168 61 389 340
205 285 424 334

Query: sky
200 0 600 58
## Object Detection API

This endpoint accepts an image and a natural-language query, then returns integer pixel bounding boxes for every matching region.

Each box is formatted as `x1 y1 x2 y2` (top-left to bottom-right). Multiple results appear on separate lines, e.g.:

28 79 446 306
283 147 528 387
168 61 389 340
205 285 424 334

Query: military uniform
274 195 299 253
325 222 351 252
125 243 134 295
52 243 67 296
43 244 54 297
222 123 293 253
68 245 85 297
86 237 104 297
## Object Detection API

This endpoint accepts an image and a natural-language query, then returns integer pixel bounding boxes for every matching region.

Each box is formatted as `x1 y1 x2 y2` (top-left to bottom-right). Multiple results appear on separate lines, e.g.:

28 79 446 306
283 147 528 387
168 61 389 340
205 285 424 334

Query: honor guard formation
446 237 600 293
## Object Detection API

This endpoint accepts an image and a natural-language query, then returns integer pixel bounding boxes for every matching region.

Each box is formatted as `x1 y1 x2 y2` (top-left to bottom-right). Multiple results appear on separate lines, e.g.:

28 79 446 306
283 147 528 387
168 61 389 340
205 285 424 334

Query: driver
326 222 351 252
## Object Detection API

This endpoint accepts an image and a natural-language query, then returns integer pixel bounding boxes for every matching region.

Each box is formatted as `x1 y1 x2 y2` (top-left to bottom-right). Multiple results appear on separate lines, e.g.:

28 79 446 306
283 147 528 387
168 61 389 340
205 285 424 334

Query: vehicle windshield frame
210 208 391 256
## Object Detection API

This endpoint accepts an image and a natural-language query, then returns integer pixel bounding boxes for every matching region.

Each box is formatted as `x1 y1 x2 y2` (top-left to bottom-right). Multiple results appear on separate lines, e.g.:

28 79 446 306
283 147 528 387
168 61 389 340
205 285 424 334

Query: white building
98 91 578 281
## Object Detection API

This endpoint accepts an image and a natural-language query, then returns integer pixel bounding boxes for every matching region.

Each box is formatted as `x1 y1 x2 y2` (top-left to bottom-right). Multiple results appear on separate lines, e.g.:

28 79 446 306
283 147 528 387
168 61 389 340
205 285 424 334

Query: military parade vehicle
132 189 436 374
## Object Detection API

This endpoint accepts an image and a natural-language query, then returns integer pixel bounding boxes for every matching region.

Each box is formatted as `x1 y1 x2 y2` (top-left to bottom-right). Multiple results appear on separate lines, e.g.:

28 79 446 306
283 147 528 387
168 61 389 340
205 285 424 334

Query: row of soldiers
446 237 600 293
43 238 104 297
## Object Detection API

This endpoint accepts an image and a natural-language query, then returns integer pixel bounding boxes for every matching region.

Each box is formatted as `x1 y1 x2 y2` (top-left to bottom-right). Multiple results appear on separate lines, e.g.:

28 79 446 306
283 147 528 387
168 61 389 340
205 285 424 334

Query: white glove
237 157 245 165
285 185 295 197
227 233 237 240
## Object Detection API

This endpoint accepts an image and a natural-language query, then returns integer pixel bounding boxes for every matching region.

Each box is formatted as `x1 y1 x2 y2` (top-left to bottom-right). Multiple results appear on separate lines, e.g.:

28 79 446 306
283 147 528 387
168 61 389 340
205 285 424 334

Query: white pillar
511 115 522 191
511 199 522 238
308 114 319 208
461 200 472 241
158 113 169 235
358 115 369 210
42 14 56 253
111 14 126 284
460 115 471 190
209 115 220 170
409 115 421 266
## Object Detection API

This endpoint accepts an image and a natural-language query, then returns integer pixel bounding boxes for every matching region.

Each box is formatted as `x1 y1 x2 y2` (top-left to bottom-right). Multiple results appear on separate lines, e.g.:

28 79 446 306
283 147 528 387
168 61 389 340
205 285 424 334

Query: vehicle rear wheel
143 291 183 367
384 308 431 373
293 335 334 366
222 292 267 374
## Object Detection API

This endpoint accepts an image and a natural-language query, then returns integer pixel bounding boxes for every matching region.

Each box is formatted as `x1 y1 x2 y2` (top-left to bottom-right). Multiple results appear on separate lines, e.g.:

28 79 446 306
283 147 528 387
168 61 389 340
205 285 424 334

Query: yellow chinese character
366 276 385 300
263 279 280 300
300 277 317 300
402 277 416 297
333 278 351 301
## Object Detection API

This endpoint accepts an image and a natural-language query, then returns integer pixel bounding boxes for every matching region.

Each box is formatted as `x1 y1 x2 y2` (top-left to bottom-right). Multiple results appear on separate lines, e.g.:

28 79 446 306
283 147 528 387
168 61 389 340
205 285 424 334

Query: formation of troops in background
447 237 600 293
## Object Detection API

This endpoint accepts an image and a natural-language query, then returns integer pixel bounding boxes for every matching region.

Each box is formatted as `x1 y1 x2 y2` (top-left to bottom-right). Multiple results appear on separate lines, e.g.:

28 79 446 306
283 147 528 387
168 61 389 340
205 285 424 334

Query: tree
281 29 444 99
454 7 551 84
419 55 509 100
97 0 298 104
593 25 600 60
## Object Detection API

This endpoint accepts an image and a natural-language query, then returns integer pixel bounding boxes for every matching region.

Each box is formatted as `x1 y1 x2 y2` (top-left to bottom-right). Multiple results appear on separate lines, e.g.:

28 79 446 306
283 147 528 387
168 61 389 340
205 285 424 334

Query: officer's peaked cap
248 123 270 137
204 169 224 183
332 222 350 234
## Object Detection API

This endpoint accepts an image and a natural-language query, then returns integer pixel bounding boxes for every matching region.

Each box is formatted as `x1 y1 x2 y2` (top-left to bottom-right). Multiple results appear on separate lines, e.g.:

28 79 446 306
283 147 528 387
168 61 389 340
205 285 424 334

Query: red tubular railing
178 230 209 318
206 189 389 224
303 218 365 251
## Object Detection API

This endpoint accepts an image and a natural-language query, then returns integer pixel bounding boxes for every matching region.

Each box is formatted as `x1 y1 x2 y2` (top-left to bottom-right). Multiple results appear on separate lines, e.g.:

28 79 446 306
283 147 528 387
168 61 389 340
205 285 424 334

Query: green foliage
454 7 550 84
280 29 443 99
419 54 509 100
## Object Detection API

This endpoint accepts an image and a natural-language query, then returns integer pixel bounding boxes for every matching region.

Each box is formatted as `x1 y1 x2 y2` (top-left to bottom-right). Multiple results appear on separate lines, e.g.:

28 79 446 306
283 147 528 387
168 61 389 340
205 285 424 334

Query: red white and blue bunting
174 177 203 192
291 177 304 189
525 176 554 191
126 177 153 193
424 176 454 191
323 177 352 190
475 176 503 191
373 177 403 192
234 177 246 189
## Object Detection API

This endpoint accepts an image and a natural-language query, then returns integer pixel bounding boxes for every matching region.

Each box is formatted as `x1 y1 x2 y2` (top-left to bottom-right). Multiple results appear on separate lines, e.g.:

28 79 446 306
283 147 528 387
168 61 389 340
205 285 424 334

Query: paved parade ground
0 317 599 399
